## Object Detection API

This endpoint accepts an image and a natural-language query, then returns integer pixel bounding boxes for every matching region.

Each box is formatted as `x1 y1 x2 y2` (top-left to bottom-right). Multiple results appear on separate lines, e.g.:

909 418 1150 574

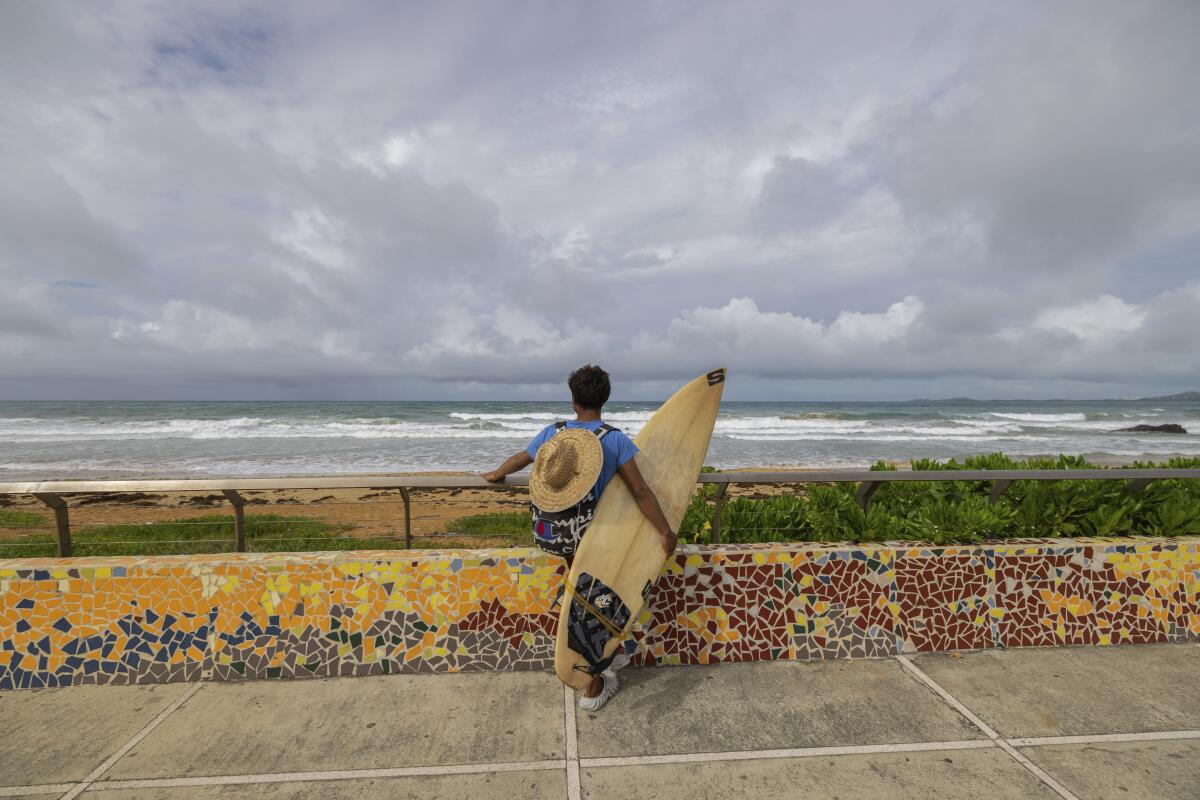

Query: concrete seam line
58 681 206 800
994 740 1083 800
88 761 567 790
0 784 77 797
894 655 1001 739
579 739 995 768
1011 730 1200 748
564 684 582 800
893 656 1081 800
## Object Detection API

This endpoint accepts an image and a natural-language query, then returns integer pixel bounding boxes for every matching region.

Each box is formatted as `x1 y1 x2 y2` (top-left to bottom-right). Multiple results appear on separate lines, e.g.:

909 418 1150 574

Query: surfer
482 364 676 710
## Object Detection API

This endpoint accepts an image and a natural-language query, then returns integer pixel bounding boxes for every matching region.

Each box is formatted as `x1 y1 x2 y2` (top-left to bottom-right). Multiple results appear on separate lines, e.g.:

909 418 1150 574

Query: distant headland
1133 391 1200 402
897 390 1200 404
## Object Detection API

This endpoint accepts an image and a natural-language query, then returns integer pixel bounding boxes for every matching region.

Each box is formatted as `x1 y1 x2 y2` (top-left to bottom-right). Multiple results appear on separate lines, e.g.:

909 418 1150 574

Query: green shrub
1141 497 1200 537
721 495 808 542
679 453 1200 545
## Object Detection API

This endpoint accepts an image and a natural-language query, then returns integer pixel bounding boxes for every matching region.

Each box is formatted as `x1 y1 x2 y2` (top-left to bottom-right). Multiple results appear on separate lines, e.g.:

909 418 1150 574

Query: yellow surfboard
554 368 726 688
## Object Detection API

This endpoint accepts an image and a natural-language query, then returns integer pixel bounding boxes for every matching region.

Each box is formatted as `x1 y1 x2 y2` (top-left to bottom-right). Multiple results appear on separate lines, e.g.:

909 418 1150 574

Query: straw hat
530 427 604 512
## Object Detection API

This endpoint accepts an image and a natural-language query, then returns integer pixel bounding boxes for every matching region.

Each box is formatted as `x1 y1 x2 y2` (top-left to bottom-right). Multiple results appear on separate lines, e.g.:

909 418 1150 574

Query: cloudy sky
2 1 1198 401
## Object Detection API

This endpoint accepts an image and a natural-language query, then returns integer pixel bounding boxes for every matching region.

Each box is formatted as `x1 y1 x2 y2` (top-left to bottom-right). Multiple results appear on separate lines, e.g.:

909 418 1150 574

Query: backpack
530 421 617 558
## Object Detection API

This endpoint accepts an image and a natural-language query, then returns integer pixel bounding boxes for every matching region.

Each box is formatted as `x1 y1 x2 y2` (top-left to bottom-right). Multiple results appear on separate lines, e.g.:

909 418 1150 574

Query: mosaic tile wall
1 538 1197 689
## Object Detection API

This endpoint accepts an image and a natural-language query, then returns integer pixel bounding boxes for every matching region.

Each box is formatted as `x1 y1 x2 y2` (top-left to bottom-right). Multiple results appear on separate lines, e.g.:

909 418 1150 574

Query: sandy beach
0 469 803 549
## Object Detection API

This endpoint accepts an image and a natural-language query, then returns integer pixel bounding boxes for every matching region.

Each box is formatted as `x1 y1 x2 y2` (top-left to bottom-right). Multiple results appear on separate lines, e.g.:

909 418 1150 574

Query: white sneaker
578 670 619 711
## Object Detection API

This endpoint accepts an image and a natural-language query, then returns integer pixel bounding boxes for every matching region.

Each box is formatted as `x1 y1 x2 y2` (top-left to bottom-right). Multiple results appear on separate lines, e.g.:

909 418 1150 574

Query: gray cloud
1 1 1198 400
754 157 852 236
865 3 1200 273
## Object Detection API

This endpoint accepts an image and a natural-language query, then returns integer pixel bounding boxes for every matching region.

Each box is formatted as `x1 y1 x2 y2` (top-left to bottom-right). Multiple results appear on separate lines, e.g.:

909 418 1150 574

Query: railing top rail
2 468 1199 495
697 468 1200 483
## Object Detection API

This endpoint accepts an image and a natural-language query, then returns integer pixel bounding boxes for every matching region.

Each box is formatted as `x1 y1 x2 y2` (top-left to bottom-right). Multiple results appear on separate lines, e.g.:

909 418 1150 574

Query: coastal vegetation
681 454 1200 545
1 454 1197 556
442 455 1200 547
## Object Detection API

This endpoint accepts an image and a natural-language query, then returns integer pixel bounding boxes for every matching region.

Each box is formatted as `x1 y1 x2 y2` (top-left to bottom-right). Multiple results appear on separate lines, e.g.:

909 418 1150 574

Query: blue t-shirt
526 420 638 498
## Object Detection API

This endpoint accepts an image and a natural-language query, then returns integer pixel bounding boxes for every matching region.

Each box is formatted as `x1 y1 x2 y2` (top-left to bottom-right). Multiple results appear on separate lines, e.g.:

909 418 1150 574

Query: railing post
399 487 412 548
989 479 1014 505
1125 477 1155 494
711 483 729 544
855 481 880 513
222 490 246 552
33 493 71 557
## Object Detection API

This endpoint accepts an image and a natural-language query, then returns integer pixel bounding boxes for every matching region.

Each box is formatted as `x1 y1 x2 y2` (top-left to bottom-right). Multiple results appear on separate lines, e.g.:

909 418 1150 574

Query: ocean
0 399 1197 480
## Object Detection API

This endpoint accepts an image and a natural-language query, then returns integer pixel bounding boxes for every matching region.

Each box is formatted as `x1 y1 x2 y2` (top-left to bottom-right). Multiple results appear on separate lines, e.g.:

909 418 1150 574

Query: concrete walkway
2 644 1198 799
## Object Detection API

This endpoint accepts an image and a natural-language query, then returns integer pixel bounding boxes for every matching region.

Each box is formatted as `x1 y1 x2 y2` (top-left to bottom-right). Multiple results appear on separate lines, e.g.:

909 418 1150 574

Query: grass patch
0 508 50 529
0 514 405 559
450 511 529 538
409 538 521 549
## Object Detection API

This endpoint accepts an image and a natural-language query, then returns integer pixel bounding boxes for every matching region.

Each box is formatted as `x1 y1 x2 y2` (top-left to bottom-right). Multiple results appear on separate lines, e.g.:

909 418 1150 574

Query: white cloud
1035 295 1146 341
829 295 923 342
112 301 260 352
275 207 352 272
352 131 424 175
403 305 612 383
384 133 421 168
628 296 925 378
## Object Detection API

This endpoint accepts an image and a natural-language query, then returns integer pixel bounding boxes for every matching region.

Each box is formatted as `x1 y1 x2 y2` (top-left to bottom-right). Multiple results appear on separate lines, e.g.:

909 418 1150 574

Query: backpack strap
553 421 619 440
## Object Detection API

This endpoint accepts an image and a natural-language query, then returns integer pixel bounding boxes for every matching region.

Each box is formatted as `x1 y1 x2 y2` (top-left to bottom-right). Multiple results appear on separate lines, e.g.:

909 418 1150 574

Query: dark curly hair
568 364 611 410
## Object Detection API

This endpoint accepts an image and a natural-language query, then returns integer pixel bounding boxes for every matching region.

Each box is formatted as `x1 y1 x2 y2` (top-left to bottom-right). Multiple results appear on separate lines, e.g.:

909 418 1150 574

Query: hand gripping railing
2 467 1199 556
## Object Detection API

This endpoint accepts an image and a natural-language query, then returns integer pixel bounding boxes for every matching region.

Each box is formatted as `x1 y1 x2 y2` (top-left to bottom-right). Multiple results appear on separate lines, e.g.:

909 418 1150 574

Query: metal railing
2 468 1198 557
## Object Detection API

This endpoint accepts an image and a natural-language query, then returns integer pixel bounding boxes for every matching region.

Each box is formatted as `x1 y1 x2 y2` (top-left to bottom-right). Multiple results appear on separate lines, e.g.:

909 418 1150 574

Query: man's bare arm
481 450 533 483
617 458 677 555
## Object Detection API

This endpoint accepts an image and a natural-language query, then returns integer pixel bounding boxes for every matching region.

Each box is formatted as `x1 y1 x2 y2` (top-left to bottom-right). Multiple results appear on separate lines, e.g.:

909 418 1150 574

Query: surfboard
554 368 727 688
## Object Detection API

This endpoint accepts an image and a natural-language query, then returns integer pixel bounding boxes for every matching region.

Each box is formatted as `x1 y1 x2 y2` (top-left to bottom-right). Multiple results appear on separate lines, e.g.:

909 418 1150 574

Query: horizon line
1 395 1196 404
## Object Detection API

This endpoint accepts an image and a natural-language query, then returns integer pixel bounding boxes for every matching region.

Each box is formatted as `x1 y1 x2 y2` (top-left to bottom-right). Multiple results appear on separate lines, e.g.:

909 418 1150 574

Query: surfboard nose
706 367 727 386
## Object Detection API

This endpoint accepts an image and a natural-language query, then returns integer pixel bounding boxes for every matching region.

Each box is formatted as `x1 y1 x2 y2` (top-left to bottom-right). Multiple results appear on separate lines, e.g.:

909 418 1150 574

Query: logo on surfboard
706 368 726 386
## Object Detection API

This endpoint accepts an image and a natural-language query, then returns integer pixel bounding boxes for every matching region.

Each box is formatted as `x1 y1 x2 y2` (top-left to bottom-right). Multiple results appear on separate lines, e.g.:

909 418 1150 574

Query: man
482 364 676 711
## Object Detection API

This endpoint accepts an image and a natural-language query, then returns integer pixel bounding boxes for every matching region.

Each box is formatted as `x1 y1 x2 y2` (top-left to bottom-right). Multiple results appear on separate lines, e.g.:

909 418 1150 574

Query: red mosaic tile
896 552 995 652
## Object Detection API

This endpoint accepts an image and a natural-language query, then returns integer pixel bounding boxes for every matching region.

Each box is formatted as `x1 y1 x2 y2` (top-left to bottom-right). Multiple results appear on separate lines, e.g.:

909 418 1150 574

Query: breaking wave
1 399 1195 478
